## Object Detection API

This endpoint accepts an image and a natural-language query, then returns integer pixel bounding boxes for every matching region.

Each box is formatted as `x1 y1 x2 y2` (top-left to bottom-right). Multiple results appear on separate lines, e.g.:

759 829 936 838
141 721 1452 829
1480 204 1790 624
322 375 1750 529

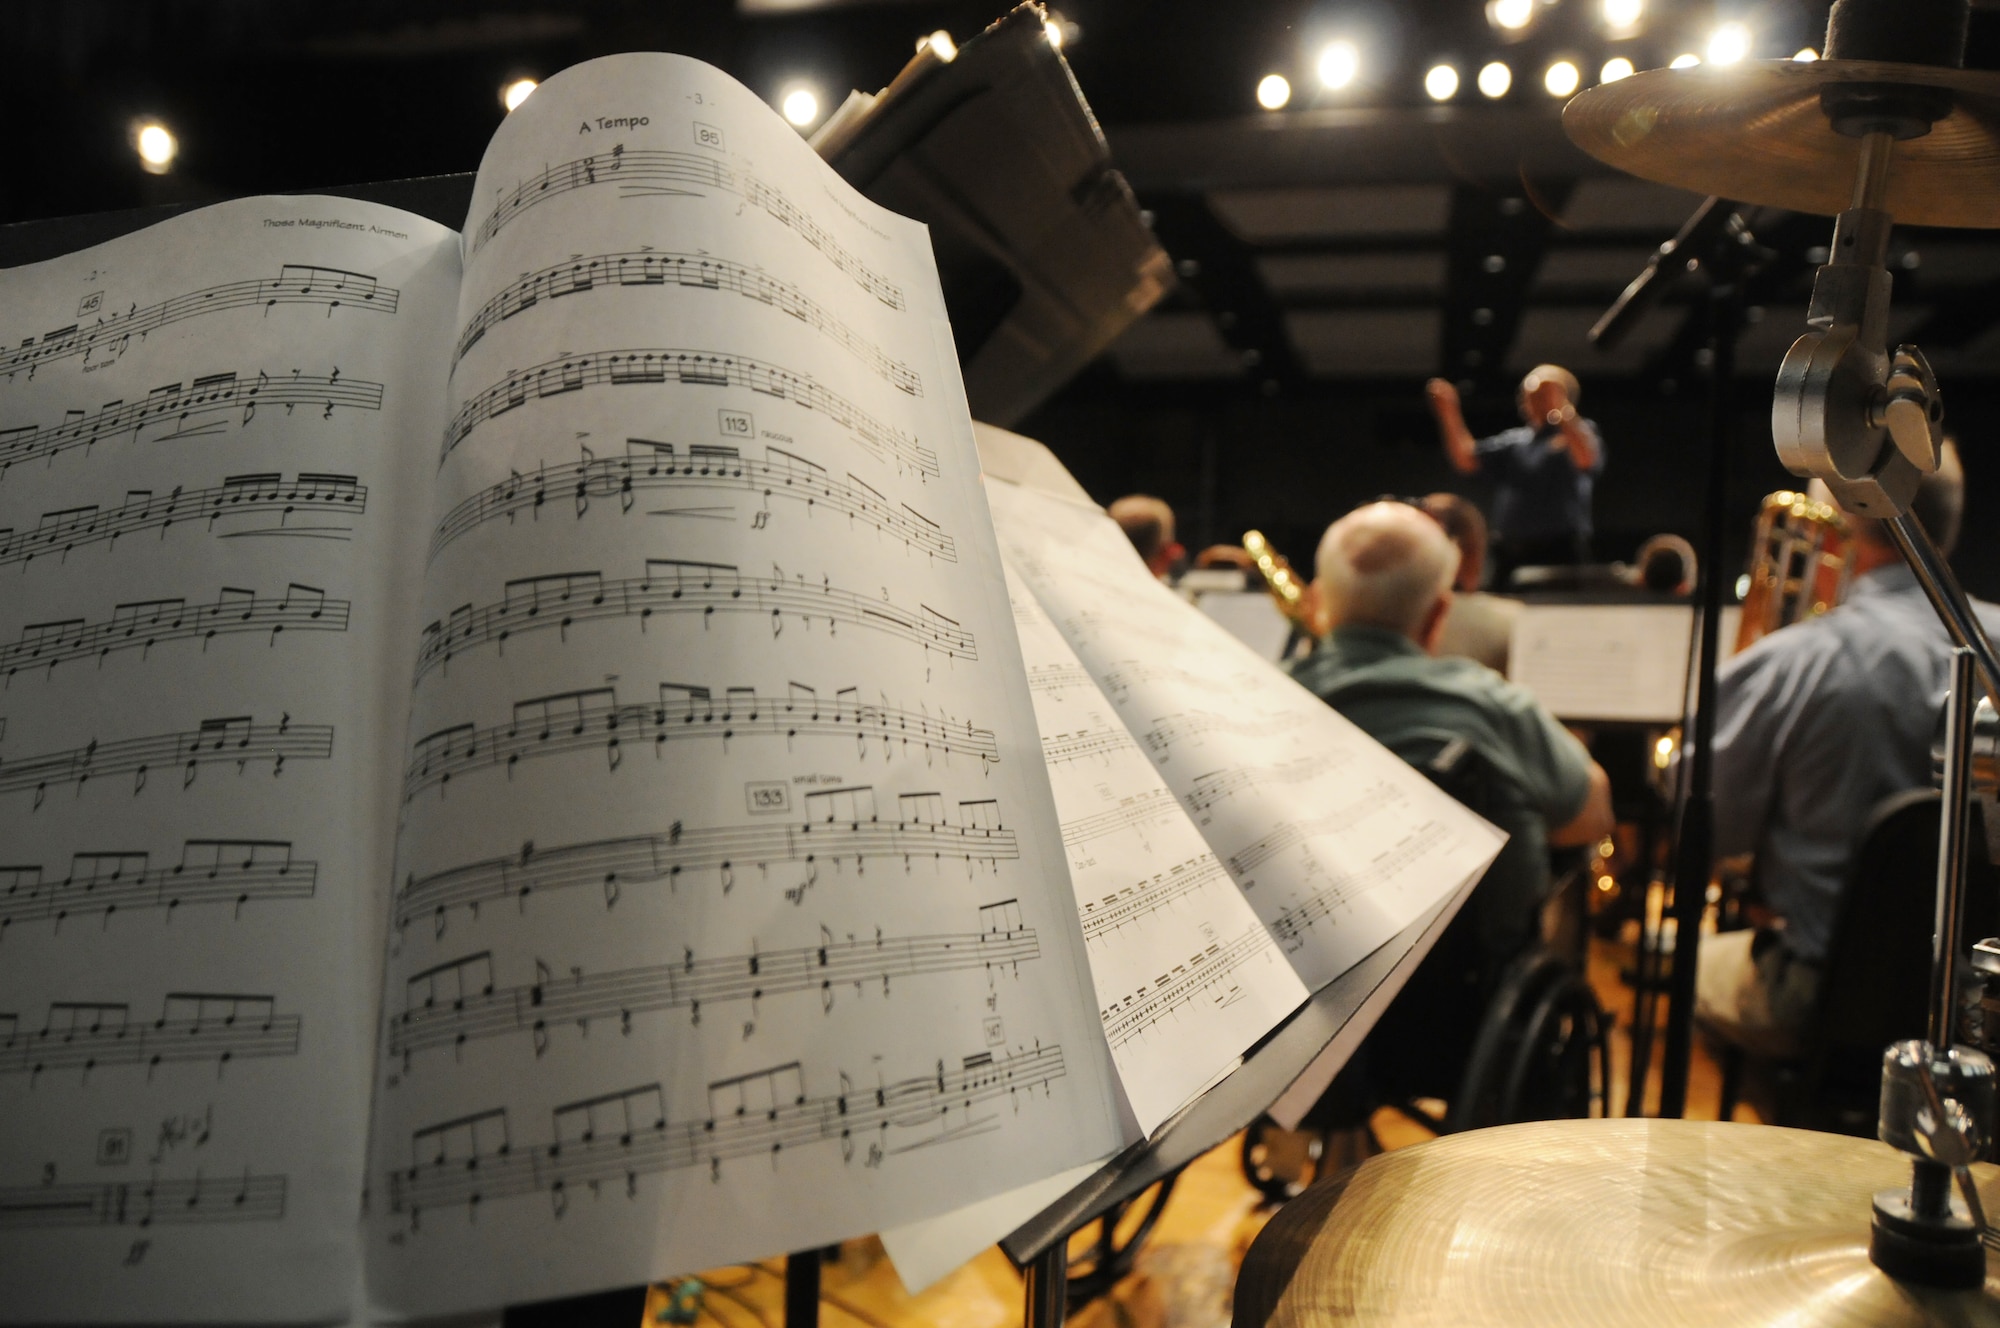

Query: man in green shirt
1288 501 1613 959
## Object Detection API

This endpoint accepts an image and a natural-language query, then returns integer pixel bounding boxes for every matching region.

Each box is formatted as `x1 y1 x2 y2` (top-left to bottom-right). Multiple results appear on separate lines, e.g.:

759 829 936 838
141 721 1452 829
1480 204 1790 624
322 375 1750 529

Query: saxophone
1243 530 1321 639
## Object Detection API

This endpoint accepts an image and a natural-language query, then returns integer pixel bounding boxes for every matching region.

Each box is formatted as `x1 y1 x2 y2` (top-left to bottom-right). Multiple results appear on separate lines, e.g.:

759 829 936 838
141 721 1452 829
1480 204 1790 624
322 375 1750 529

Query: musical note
469 147 906 310
0 472 367 571
0 715 335 807
1259 823 1454 948
0 839 314 935
403 683 996 802
389 907 1036 1061
1099 925 1272 1049
0 992 300 1079
441 349 936 479
452 249 919 394
394 797 1017 933
1222 784 1404 878
1077 857 1233 942
1140 709 1296 761
0 267 396 381
0 1171 287 1229
415 560 973 681
0 371 384 483
2 583 347 685
428 440 954 563
1025 663 1094 698
1040 728 1138 766
386 1043 1063 1220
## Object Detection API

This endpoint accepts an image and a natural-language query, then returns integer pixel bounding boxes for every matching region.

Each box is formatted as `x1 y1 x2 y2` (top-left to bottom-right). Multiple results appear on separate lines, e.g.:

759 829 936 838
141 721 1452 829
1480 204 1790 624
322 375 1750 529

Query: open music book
0 53 1499 1323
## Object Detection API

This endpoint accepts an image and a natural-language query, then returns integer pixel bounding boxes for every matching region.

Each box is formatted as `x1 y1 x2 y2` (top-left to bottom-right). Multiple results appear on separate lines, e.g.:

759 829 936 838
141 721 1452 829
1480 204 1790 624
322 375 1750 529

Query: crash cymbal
1563 60 2000 228
1237 1118 2000 1327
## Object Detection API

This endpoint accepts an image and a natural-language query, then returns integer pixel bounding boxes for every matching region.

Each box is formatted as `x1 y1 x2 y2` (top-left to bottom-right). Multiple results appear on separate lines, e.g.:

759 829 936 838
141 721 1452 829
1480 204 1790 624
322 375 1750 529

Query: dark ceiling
10 0 2000 580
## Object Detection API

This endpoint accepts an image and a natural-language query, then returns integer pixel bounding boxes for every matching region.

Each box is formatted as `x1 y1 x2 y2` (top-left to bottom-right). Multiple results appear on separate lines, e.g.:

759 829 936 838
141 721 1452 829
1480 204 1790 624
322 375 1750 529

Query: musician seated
1419 492 1518 673
1701 444 1991 1059
1288 501 1614 961
1108 494 1184 581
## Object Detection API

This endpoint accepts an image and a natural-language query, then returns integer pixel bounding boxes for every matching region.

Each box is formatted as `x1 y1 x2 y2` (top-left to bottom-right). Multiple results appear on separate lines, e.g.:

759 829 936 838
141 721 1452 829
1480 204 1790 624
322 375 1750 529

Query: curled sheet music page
0 197 461 1322
365 54 1127 1315
985 479 1504 995
1002 564 1306 1133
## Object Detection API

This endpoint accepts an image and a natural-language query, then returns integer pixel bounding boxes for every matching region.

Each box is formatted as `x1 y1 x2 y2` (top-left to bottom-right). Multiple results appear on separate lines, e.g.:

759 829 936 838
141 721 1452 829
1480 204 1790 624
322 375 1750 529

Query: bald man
1288 501 1613 959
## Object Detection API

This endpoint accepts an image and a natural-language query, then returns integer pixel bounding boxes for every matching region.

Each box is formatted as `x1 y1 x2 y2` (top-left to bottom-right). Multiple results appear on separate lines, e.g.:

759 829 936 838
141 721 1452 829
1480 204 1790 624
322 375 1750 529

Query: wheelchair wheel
1499 969 1614 1122
1063 1169 1180 1310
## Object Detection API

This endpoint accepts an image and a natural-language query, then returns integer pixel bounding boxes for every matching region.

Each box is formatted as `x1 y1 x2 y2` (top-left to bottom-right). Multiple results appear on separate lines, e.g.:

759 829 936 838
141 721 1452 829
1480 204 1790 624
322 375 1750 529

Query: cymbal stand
1770 123 2000 1287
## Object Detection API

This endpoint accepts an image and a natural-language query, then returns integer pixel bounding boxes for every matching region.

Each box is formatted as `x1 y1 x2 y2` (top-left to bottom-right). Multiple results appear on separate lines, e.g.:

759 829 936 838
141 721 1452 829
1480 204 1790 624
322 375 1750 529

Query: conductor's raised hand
1425 377 1461 417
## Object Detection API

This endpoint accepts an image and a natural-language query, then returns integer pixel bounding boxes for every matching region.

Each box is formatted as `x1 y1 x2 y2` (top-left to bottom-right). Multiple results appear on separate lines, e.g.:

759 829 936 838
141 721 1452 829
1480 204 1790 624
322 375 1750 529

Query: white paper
985 479 1503 995
0 197 461 1322
878 1158 1103 1295
1508 603 1696 722
362 54 1128 1316
1003 566 1306 1133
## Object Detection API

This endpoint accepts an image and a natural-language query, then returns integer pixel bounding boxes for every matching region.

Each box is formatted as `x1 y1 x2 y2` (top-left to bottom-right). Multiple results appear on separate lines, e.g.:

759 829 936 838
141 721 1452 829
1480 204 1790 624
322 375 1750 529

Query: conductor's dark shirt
1476 420 1604 544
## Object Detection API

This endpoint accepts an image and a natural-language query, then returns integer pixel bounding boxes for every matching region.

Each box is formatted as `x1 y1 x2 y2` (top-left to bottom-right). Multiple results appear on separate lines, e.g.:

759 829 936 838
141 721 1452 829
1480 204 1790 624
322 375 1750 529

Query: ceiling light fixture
1601 57 1635 82
1707 22 1751 65
1257 74 1292 109
1669 52 1701 68
1544 60 1580 96
501 78 538 112
1490 0 1535 31
1425 64 1460 100
1478 61 1513 98
782 87 820 126
1601 0 1644 28
1317 40 1360 89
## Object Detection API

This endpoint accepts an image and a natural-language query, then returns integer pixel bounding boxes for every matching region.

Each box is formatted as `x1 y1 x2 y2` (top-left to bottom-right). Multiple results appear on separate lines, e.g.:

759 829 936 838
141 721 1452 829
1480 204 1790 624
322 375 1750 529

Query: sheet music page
985 478 1504 994
1001 565 1306 1132
364 54 1128 1315
0 197 461 1322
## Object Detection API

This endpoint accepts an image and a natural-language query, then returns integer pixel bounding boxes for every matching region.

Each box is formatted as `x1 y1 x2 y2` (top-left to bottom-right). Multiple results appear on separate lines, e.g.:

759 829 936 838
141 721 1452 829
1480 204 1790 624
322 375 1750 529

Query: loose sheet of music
0 198 463 1320
986 478 1504 996
363 55 1125 1316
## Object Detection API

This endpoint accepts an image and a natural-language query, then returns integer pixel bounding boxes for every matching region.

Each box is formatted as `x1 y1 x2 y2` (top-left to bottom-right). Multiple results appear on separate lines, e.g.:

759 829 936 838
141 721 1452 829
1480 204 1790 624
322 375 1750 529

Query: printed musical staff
1058 787 1181 850
404 683 996 801
1181 756 1346 816
395 794 1018 932
1101 925 1274 1048
390 903 1035 1060
0 1171 287 1229
0 370 382 483
453 250 918 393
386 1042 1062 1220
2 268 395 382
0 714 333 808
469 145 905 309
1223 782 1407 877
1078 857 1231 941
441 348 936 479
1040 728 1138 766
429 439 954 563
0 839 315 935
0 472 368 571
1025 662 1094 697
417 560 973 681
0 992 300 1079
3 583 347 686
1262 822 1455 948
1140 709 1295 760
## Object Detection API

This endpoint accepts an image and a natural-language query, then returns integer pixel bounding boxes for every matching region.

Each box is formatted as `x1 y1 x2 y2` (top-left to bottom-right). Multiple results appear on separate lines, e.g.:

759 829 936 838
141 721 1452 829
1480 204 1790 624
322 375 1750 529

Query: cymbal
1238 1119 2000 1327
1562 60 2000 228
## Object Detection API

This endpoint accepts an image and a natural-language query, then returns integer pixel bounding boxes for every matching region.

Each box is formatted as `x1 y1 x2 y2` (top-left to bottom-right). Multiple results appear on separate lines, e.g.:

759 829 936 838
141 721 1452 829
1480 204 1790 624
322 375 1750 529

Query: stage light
135 122 177 174
922 29 957 60
1669 52 1701 68
1544 60 1580 96
1317 40 1359 90
782 87 819 126
1257 73 1292 109
501 78 538 112
1601 56 1635 82
1794 47 1820 61
1707 22 1751 65
1601 0 1643 28
1490 0 1535 31
1425 64 1460 100
1044 18 1064 48
1478 61 1512 98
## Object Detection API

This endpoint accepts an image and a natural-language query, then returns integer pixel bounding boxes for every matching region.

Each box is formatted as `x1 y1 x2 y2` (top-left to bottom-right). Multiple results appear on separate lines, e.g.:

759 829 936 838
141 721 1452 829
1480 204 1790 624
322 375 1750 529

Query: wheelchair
1243 732 1614 1201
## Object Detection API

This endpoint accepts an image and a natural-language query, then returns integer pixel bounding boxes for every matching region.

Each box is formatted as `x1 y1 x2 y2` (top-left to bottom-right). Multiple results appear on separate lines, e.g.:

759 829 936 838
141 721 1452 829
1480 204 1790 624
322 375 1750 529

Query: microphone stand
1591 198 1767 1118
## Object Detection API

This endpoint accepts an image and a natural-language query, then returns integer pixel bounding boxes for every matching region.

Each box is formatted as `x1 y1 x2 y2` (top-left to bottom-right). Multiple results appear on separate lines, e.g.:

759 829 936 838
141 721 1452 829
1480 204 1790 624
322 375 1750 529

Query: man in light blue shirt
1700 447 1982 1056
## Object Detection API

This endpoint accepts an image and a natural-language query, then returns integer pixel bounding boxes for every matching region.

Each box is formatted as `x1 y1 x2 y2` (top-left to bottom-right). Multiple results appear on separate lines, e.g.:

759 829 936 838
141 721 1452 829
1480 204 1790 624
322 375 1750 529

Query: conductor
1427 365 1603 587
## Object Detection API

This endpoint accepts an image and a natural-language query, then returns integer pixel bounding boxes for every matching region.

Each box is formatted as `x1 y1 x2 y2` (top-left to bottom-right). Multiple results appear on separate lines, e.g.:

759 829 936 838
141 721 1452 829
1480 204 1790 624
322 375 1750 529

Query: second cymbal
1563 59 2000 228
